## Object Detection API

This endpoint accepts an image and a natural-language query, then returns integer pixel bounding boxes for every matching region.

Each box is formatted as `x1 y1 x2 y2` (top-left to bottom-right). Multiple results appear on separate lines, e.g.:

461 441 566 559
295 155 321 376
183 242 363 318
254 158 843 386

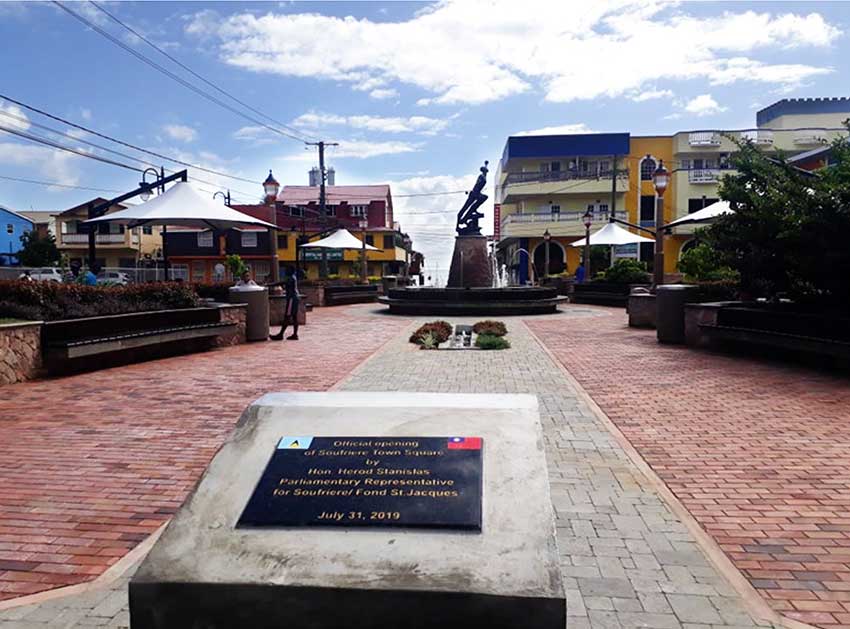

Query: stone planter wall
628 293 656 328
299 285 324 308
684 302 728 348
216 304 247 346
269 295 307 326
0 321 43 385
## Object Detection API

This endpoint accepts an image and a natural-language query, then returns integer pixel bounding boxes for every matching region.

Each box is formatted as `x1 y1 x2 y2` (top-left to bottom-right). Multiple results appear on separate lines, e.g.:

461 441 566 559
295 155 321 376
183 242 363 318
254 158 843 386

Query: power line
88 1 321 144
54 1 311 145
0 124 142 172
0 93 261 186
0 173 123 193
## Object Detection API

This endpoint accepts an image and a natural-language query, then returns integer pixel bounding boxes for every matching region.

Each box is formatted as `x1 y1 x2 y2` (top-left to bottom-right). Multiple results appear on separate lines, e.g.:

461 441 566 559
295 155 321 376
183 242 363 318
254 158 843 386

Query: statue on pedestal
456 161 489 236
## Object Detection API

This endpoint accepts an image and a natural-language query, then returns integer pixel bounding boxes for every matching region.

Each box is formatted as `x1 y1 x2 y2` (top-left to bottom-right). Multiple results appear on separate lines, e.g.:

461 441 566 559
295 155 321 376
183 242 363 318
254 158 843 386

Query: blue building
0 205 35 266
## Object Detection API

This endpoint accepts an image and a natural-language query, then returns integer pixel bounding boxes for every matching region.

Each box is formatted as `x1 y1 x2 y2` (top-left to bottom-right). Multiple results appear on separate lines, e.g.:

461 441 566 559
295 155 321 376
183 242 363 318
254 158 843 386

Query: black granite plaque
237 436 483 530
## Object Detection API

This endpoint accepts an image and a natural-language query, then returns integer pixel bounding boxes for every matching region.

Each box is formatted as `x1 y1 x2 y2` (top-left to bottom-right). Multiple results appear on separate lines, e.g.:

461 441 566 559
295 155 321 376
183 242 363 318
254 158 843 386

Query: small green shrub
192 282 232 301
420 331 439 350
595 259 650 284
690 279 740 303
409 320 453 345
678 243 740 282
224 254 247 277
472 320 507 336
475 333 510 350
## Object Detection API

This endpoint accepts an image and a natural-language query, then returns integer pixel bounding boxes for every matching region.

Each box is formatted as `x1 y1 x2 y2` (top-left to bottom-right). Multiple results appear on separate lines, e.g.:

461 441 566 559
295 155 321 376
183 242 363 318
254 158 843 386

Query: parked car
23 268 63 282
96 271 130 285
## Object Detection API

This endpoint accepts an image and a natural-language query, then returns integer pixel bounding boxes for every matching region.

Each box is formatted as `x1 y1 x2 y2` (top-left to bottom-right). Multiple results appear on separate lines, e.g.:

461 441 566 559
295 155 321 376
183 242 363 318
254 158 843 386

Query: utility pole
307 140 338 278
610 154 617 268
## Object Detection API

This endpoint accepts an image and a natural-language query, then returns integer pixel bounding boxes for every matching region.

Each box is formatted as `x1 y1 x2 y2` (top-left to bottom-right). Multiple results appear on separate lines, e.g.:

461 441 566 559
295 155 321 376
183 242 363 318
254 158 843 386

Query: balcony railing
501 209 627 228
688 132 721 146
503 169 626 186
688 169 719 184
60 233 129 245
794 131 826 146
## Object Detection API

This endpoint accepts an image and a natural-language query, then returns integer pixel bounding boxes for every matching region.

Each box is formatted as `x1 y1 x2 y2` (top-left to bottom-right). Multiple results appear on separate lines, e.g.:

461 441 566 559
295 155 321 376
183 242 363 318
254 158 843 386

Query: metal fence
0 266 197 284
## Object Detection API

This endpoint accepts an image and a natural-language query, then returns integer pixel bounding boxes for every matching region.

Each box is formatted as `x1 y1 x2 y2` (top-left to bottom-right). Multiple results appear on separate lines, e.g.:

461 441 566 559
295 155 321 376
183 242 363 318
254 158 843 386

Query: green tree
677 241 739 282
703 127 850 307
18 230 60 267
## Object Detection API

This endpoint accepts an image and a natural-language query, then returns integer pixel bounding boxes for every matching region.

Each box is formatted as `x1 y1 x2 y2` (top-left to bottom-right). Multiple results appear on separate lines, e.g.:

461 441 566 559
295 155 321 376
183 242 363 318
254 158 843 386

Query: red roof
277 185 390 205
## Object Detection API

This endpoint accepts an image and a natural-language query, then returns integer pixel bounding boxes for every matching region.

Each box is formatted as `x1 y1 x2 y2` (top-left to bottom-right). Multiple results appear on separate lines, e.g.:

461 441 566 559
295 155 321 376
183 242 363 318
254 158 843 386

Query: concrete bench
43 308 235 373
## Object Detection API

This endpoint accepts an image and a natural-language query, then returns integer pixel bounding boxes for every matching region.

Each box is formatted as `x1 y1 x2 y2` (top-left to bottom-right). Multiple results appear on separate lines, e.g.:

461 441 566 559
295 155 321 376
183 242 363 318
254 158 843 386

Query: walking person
269 266 299 341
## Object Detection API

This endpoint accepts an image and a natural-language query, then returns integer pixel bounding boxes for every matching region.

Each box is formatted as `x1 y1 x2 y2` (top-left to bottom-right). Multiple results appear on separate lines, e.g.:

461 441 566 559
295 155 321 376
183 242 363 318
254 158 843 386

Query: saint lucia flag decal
277 436 314 450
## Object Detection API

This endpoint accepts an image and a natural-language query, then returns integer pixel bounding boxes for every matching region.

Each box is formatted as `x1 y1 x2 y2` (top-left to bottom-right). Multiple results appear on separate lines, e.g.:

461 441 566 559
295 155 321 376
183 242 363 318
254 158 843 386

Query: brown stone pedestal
447 235 493 288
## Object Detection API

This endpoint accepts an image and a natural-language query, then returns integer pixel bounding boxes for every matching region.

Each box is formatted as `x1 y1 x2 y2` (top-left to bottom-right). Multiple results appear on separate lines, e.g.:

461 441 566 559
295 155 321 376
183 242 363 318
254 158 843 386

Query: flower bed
0 280 200 322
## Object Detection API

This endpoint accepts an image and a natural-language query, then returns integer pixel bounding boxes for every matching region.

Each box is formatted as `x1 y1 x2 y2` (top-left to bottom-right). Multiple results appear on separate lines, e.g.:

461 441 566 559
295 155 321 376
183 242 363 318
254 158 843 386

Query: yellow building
56 198 162 269
276 227 411 281
494 133 630 283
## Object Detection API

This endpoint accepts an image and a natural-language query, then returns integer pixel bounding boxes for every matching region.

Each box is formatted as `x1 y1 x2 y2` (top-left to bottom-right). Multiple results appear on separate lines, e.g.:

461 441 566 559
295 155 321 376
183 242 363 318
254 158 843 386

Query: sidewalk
0 308 776 628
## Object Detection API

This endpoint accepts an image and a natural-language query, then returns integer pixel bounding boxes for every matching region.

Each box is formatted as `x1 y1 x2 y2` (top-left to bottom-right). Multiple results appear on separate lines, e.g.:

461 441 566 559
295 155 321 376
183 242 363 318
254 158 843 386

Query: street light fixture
139 167 161 202
652 160 669 287
543 229 551 280
582 210 592 283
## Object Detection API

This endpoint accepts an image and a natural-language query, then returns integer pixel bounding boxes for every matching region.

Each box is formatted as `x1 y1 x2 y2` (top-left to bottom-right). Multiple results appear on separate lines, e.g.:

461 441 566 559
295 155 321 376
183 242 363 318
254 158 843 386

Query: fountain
379 162 568 316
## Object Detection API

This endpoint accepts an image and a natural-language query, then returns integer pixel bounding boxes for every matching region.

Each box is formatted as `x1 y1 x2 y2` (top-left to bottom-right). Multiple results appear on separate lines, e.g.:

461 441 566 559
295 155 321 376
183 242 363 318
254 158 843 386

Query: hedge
0 280 200 321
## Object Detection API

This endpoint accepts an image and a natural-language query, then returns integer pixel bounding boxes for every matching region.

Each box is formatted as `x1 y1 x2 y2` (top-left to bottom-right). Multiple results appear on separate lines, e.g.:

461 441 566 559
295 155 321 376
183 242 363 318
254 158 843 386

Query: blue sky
0 1 847 272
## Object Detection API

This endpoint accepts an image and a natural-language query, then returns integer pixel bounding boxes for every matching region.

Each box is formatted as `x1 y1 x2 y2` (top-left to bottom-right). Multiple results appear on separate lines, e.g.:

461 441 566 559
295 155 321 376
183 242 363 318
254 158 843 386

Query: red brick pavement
0 305 408 601
528 308 850 629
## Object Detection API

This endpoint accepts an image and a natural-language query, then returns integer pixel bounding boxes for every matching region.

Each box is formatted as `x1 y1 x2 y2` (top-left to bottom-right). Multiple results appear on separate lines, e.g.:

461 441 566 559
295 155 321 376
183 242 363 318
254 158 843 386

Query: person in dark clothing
269 266 299 341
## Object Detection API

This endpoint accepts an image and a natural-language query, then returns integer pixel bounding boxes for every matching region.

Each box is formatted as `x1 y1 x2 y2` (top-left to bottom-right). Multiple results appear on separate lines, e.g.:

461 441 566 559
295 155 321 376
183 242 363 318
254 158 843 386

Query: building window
290 206 304 217
350 205 367 217
252 261 270 282
680 158 691 170
641 158 657 180
191 261 206 282
277 234 289 249
383 235 394 249
550 205 561 214
6 224 12 234
640 195 655 222
241 231 258 248
197 231 213 247
170 264 189 281
598 160 610 174
365 235 374 246
142 225 153 235
597 203 609 216
688 198 718 214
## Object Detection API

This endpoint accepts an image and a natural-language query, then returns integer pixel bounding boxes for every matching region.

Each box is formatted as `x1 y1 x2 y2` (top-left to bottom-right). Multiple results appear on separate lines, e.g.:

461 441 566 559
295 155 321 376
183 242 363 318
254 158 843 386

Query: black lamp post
213 190 231 206
652 160 670 287
403 234 412 281
543 229 551 279
582 210 592 282
359 218 369 284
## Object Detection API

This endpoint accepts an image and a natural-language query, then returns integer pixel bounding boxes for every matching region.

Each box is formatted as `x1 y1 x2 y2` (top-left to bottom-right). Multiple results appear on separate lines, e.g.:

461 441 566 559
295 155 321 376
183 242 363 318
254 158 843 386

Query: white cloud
369 88 399 100
390 173 490 278
683 94 728 116
188 2 840 106
80 108 92 121
293 111 449 135
514 123 595 136
164 124 198 143
0 101 31 131
630 89 674 102
0 142 79 187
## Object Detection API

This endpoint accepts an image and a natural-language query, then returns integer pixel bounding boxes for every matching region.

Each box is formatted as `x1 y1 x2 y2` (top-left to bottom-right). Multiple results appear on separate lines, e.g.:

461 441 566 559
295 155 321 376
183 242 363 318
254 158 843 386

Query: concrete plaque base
130 392 565 629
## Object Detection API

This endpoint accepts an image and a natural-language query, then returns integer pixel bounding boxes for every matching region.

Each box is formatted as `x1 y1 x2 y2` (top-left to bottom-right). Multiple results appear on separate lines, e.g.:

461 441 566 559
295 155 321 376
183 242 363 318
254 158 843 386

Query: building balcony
500 170 628 202
793 131 826 146
58 232 140 248
688 169 719 184
500 210 627 239
688 132 722 146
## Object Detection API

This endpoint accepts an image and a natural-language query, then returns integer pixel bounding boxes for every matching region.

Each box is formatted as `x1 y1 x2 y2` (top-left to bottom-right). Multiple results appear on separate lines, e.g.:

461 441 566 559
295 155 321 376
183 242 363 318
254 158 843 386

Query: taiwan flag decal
447 437 482 450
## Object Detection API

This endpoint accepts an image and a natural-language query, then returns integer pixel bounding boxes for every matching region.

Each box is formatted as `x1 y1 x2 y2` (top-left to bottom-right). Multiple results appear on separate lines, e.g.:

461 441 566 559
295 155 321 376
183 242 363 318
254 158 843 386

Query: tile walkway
0 305 409 602
528 307 850 629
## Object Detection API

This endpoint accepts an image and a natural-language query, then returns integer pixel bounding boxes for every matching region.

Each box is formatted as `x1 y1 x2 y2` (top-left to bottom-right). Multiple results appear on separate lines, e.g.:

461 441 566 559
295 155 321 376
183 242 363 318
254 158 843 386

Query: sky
0 1 847 275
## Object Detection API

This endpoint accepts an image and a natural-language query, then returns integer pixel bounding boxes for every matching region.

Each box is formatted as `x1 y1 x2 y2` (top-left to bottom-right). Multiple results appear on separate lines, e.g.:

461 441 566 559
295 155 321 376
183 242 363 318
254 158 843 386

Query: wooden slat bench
43 307 235 373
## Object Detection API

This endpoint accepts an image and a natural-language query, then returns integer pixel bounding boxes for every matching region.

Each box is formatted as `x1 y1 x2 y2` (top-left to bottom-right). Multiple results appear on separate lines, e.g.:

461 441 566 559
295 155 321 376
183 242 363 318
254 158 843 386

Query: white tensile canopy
570 222 654 247
300 228 380 251
665 200 733 228
84 182 276 230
